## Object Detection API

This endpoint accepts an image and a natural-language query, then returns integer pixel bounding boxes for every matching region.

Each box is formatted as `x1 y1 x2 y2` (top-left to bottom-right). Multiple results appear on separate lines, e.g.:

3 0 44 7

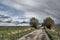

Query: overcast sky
0 0 60 24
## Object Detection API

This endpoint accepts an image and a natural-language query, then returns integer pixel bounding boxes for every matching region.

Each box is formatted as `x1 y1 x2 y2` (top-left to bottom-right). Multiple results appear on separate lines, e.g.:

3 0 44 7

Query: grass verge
46 28 60 40
0 26 35 40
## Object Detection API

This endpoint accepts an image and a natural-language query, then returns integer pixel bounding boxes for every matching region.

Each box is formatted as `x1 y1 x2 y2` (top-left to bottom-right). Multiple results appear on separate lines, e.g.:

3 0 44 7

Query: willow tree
30 17 39 29
43 17 54 29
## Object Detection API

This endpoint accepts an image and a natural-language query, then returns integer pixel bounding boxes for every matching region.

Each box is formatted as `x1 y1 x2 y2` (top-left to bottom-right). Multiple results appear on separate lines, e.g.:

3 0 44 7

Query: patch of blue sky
0 3 25 18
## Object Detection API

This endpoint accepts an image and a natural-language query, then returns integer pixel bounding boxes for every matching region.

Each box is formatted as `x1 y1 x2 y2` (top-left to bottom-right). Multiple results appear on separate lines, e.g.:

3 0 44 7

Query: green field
0 26 35 40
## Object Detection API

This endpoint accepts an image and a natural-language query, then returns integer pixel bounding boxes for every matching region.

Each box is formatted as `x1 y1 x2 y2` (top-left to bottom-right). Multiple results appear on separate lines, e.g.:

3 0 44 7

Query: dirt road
17 28 50 40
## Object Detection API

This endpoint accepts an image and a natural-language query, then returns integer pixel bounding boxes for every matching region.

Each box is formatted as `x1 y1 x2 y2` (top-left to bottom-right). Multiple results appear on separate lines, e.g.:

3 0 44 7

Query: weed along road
17 28 50 40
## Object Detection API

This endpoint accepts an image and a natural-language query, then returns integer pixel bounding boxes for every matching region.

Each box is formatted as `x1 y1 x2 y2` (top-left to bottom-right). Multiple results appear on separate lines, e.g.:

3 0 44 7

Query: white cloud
0 22 17 26
0 11 9 16
0 0 60 24
1 0 48 11
14 0 36 6
12 17 23 22
24 12 39 18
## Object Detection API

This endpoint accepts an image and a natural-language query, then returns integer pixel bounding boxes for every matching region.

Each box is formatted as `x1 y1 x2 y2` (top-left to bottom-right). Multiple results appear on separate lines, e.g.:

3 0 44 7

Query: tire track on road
17 28 50 40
